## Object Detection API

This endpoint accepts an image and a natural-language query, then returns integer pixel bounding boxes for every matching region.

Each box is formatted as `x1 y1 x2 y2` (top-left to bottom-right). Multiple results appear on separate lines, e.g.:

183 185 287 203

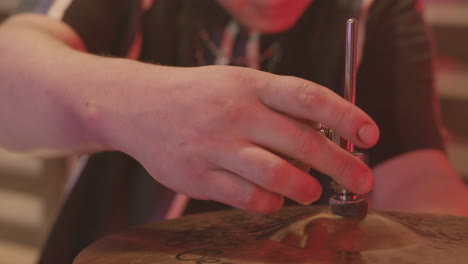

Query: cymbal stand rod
329 18 368 220
344 18 357 153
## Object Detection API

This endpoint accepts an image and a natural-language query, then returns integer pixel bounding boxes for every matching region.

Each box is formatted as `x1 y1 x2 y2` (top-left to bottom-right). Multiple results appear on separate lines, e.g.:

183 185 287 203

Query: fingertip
354 170 375 195
256 194 284 215
298 182 322 205
358 123 380 147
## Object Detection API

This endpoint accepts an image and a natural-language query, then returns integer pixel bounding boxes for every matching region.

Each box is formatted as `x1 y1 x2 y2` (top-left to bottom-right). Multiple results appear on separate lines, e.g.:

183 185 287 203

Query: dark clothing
22 0 445 263
60 0 445 164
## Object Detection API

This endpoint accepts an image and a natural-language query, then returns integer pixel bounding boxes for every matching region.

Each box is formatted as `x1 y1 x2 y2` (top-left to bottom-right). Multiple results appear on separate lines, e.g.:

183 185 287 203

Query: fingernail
358 123 379 146
355 171 374 194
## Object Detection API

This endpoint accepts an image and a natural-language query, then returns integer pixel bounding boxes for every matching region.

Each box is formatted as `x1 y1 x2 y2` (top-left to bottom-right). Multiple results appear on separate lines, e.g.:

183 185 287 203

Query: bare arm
371 149 468 216
0 14 381 214
0 13 94 155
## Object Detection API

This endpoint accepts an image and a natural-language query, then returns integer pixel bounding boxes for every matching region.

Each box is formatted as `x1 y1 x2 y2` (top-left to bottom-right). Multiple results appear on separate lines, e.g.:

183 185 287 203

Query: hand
94 65 379 214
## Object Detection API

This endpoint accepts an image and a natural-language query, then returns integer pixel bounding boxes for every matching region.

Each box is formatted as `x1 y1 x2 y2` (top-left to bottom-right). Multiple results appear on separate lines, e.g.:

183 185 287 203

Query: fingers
243 107 374 194
196 169 284 214
208 143 323 204
256 74 379 148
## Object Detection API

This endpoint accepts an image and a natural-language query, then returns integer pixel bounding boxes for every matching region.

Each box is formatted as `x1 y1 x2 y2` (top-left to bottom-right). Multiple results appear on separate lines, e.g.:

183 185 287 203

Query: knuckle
295 81 326 108
235 187 257 209
236 188 284 214
187 172 211 200
335 154 358 183
258 159 288 191
234 67 259 89
293 127 321 155
335 104 357 129
221 103 246 125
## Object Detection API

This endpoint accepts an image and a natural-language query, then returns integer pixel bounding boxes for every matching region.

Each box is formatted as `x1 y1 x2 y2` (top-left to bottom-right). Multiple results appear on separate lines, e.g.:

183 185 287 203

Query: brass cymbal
73 206 468 264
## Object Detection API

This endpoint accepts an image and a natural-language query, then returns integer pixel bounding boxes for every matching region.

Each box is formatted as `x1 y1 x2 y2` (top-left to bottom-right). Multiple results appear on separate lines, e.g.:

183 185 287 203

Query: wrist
72 56 179 155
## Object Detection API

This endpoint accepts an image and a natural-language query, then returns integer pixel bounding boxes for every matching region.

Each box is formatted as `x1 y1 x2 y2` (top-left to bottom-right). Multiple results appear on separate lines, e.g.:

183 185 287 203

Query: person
0 0 467 263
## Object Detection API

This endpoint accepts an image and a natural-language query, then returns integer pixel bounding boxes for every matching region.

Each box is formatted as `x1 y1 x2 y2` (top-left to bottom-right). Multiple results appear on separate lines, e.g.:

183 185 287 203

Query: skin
0 14 378 214
215 0 314 33
213 0 468 216
0 0 466 216
371 150 468 216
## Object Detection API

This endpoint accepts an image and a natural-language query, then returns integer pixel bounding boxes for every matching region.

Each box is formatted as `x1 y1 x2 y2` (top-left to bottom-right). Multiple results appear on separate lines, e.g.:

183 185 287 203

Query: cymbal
73 206 468 264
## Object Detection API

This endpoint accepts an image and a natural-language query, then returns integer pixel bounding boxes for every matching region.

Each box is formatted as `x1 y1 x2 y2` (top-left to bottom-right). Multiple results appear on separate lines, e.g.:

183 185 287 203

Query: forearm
0 14 150 156
0 14 96 155
0 13 382 213
371 150 468 216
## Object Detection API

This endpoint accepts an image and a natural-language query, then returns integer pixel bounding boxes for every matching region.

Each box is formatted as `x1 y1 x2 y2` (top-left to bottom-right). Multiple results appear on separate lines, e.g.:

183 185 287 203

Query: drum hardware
73 206 468 264
322 19 368 220
72 18 468 264
283 19 368 220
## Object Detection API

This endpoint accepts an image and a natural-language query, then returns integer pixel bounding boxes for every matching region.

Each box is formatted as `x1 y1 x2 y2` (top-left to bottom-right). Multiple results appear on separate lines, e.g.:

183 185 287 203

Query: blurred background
0 0 467 263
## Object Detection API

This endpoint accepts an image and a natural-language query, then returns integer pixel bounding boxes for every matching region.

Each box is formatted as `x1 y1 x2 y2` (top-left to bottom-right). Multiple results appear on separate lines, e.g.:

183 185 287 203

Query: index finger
256 75 379 148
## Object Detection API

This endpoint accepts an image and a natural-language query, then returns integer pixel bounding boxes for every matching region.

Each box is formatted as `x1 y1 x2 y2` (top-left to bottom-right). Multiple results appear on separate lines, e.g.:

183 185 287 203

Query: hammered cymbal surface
74 206 468 264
